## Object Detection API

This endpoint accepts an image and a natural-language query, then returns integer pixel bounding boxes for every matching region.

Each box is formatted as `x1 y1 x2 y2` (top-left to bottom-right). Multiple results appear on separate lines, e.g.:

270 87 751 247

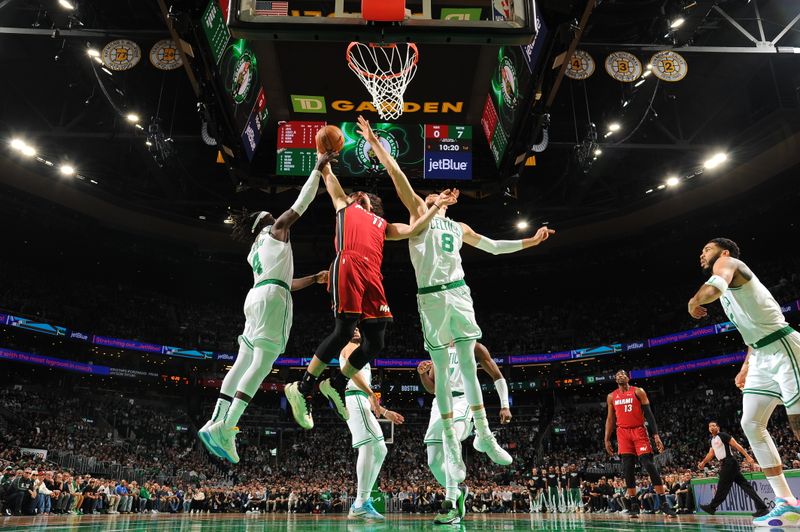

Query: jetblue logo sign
215 353 236 362
70 331 89 341
424 152 472 180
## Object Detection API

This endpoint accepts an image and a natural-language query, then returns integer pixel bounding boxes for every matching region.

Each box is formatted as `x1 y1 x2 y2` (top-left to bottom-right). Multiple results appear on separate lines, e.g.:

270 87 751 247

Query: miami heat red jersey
335 202 387 264
612 386 645 428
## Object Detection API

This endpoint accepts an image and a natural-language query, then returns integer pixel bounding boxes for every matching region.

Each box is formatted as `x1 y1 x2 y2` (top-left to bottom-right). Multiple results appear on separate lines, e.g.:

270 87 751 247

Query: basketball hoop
346 42 419 120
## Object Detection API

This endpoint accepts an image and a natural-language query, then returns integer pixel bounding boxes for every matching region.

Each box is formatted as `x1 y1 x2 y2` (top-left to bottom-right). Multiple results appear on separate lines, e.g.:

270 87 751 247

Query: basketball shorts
743 331 800 412
417 285 482 352
239 283 292 354
616 426 653 456
424 394 474 445
345 391 385 448
330 252 392 321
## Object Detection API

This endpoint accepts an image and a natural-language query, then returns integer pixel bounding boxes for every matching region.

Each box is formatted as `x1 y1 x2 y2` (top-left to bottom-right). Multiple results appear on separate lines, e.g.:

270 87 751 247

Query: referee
697 421 768 517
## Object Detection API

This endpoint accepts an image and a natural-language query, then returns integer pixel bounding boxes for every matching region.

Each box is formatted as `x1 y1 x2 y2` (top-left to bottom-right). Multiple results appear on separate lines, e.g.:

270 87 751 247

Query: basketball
316 125 344 154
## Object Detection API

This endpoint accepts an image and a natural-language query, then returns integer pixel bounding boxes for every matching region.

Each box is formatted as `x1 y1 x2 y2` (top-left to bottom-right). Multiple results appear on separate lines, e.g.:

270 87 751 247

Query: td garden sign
290 95 464 114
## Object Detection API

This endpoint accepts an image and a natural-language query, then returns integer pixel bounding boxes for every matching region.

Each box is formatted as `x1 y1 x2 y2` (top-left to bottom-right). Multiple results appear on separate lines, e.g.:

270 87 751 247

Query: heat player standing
604 370 676 519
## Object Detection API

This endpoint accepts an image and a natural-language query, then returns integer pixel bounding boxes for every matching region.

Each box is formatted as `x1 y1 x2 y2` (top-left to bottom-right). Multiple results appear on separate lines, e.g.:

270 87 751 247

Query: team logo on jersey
605 51 642 82
649 51 688 82
565 50 595 80
379 304 391 313
498 56 518 110
639 446 649 452
356 132 399 172
231 50 256 104
102 39 141 71
149 39 183 71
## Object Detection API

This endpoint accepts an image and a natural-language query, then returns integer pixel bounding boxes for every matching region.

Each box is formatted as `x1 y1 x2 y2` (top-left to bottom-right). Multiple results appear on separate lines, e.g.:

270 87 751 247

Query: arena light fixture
594 148 602 156
645 188 654 194
21 144 36 157
642 70 652 78
657 184 666 190
224 216 234 225
666 176 680 187
516 220 529 230
607 122 621 132
703 152 728 169
58 0 75 9
126 113 139 123
10 138 26 151
60 164 75 176
635 79 646 87
670 17 685 29
87 48 100 57
622 100 630 108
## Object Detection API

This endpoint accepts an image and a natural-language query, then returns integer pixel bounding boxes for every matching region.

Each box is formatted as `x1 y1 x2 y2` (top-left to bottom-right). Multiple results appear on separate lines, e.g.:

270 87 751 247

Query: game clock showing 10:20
424 125 472 180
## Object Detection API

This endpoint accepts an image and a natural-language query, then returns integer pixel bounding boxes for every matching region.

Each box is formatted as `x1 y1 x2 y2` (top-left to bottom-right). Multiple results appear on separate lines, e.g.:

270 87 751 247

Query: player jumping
284 153 458 429
688 237 800 527
198 153 332 463
604 369 677 519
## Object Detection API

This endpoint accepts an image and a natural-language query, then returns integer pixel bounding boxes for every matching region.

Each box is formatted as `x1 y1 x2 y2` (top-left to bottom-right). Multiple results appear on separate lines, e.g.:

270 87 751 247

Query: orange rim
346 42 419 81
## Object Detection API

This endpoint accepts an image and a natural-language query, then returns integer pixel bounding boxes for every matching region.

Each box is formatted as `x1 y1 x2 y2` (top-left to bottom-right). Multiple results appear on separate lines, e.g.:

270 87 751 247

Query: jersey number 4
441 233 454 253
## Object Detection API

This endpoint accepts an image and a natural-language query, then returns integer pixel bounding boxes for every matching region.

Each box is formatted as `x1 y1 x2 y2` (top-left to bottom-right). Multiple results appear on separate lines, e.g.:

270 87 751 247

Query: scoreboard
275 121 324 176
424 125 473 180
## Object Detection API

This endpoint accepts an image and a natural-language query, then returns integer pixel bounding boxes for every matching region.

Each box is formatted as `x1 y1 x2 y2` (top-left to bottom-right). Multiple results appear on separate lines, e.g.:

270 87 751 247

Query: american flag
254 1 288 16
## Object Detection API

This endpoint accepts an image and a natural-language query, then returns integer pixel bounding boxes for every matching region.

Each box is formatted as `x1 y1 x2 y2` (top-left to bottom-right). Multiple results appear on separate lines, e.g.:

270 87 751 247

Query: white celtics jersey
409 215 465 288
446 346 464 394
346 363 371 392
719 274 788 346
248 226 294 286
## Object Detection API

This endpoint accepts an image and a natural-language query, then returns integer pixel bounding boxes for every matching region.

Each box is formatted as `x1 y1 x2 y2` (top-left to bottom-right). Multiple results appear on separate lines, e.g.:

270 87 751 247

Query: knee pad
621 454 637 488
639 454 663 486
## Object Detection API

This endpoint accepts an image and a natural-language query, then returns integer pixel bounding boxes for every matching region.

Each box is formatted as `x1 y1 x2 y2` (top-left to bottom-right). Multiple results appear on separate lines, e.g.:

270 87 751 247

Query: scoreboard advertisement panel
424 125 472 180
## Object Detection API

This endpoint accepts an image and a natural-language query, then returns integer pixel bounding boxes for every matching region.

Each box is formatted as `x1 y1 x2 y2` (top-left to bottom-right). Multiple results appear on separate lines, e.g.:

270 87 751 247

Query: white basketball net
347 42 419 120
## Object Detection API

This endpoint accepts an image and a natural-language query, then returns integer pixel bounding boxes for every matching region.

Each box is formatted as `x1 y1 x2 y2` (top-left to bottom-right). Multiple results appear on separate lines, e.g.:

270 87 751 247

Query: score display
424 125 472 180
276 121 471 180
276 121 325 176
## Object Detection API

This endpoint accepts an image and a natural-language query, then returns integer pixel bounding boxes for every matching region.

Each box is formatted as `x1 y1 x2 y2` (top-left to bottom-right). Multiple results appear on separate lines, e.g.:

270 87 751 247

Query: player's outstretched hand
435 188 459 207
654 434 665 453
604 440 614 456
314 270 329 285
356 115 379 144
688 299 708 319
530 226 555 245
499 407 512 425
417 360 433 375
735 369 747 390
315 150 338 169
384 410 404 425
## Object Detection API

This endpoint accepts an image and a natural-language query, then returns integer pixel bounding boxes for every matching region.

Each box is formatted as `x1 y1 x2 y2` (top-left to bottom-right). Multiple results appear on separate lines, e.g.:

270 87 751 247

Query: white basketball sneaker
473 432 513 465
208 421 240 464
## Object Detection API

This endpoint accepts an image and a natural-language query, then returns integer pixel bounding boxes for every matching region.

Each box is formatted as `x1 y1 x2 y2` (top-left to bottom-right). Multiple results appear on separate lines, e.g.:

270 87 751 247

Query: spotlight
703 152 728 169
126 113 139 123
635 79 646 87
657 184 666 190
224 216 234 225
60 164 75 176
93 56 102 64
21 145 36 157
145 140 153 147
10 139 26 151
608 123 621 132
58 0 75 9
594 148 602 156
135 124 144 130
645 189 654 194
666 176 680 187
646 64 653 70
622 100 630 108
670 17 685 29
87 48 100 57
603 132 613 138
642 70 652 78
516 220 529 230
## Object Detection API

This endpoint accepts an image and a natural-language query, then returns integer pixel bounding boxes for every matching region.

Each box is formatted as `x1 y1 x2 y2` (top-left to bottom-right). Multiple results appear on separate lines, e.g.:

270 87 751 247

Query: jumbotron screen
275 121 472 180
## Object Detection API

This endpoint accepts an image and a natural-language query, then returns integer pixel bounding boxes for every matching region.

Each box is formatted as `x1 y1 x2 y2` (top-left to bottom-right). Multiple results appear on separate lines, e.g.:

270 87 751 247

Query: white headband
251 211 269 233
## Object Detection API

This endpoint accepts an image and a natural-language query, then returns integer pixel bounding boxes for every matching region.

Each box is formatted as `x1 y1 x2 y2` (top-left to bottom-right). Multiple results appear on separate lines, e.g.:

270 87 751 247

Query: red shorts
617 426 653 456
330 252 392 321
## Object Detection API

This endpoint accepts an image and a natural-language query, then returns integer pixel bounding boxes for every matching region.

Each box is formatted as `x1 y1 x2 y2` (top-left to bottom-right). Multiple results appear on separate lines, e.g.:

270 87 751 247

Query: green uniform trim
345 390 370 398
239 335 255 350
253 278 290 290
742 388 782 399
417 279 466 295
751 326 796 349
356 394 382 441
425 333 482 352
352 437 384 449
780 337 800 407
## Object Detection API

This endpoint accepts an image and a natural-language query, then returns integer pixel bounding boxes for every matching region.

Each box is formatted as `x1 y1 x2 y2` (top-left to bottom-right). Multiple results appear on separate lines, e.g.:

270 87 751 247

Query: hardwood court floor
0 511 759 531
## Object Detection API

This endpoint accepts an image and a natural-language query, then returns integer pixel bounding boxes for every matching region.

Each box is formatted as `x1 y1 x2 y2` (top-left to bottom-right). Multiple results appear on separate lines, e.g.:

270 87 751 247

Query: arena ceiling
0 0 798 251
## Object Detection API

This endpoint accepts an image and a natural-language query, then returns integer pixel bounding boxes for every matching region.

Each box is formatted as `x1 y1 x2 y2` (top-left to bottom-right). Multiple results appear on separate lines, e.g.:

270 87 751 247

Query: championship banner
693 470 800 515
19 448 48 461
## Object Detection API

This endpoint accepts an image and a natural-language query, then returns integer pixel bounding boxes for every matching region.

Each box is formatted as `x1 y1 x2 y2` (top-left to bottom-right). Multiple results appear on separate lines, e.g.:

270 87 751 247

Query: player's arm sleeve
473 235 524 255
641 404 660 436
290 169 322 217
494 378 510 409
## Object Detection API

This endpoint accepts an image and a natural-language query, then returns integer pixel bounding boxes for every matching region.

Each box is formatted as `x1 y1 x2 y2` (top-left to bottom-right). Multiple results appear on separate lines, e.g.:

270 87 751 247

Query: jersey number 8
441 233 454 253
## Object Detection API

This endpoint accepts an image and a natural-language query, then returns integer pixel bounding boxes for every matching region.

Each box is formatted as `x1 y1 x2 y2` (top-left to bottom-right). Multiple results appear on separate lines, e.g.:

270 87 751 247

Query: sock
331 371 348 393
767 474 797 504
298 371 318 396
223 397 249 429
210 395 232 423
472 407 491 438
446 486 459 504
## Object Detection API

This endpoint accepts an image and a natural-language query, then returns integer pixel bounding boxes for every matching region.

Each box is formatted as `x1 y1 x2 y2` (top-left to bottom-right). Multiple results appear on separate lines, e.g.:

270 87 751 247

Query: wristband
704 274 729 293
494 378 510 409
